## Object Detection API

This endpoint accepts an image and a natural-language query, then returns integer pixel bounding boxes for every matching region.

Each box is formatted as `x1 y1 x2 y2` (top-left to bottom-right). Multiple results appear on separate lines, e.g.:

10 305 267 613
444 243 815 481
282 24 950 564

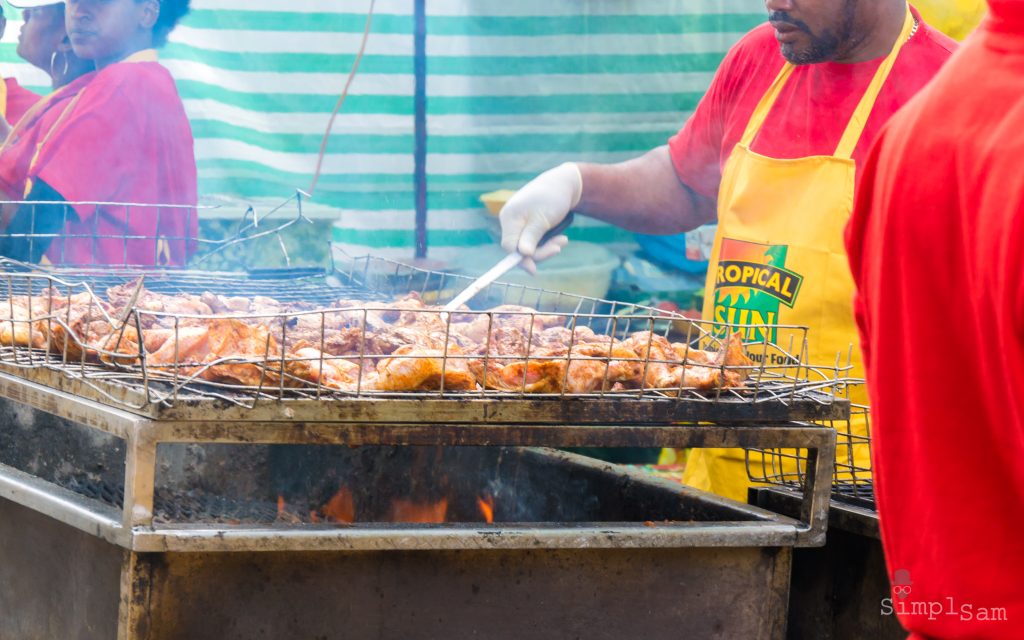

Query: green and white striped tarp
0 0 763 262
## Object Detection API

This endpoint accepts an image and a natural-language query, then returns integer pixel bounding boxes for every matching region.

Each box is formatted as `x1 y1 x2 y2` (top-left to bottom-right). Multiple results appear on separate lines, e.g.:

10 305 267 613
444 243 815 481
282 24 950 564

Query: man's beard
782 29 842 64
770 1 857 65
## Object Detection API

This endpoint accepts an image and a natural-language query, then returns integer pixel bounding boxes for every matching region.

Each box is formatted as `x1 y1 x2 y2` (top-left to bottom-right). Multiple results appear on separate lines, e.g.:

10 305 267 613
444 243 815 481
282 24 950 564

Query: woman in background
13 1 94 92
0 1 97 236
0 3 47 127
0 0 197 267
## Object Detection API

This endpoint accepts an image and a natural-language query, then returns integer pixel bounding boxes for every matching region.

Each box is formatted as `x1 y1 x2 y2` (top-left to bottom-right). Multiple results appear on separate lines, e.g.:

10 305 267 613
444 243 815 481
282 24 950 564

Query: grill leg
117 551 154 640
797 428 837 547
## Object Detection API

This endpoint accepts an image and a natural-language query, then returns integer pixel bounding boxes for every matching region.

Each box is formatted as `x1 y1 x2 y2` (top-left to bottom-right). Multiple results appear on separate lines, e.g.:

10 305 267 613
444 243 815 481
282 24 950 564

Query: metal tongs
443 213 574 312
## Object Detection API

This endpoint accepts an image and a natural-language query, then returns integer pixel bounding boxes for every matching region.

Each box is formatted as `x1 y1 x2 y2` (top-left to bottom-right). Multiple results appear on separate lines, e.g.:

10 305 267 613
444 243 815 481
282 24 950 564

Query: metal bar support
122 428 156 528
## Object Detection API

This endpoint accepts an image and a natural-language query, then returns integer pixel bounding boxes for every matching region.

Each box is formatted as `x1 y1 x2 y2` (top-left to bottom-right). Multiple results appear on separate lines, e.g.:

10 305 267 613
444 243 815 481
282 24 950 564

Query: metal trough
0 382 836 640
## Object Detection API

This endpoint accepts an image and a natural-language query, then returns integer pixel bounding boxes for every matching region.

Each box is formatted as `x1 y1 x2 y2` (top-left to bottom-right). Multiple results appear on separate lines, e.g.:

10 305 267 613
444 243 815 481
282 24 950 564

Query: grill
0 195 847 640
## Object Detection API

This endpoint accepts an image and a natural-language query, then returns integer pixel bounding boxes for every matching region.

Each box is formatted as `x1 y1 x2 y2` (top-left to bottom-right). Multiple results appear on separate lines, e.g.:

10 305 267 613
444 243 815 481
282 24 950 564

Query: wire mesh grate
746 403 874 508
0 251 854 413
0 191 315 270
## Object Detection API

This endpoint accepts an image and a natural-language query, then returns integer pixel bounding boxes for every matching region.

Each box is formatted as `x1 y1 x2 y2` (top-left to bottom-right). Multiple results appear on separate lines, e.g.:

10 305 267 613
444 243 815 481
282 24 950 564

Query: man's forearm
575 146 716 235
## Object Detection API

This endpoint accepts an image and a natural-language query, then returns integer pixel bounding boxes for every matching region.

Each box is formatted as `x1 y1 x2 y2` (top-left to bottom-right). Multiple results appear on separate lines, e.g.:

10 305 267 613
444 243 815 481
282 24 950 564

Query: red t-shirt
668 8 956 216
30 60 198 266
5 77 40 125
0 73 96 201
846 7 1024 640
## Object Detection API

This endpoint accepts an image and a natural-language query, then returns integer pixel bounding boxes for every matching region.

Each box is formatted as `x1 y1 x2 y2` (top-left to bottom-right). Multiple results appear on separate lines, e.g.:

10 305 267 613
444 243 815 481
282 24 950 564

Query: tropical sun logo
711 239 804 342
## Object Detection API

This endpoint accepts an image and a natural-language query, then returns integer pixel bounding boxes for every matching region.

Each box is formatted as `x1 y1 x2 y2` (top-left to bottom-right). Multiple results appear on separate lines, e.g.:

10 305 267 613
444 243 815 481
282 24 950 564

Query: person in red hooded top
0 0 196 267
846 1 1024 638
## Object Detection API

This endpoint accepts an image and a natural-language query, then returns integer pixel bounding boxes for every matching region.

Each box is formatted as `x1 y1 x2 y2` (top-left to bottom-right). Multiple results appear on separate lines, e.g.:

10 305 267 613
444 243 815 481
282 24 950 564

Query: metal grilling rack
0 253 850 423
0 191 317 270
747 392 875 509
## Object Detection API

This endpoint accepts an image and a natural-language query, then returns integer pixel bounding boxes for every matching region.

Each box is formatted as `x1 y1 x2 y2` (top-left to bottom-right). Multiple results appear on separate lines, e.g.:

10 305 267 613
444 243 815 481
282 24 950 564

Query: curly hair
149 0 191 48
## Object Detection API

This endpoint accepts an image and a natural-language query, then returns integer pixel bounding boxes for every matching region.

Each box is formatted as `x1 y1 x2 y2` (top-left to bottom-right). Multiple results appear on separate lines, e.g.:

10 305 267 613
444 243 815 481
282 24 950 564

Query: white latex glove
499 163 582 272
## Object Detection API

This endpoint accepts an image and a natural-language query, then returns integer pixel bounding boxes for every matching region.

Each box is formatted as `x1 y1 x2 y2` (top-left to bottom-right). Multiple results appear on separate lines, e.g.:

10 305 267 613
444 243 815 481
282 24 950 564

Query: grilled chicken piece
669 342 716 364
375 345 476 392
468 357 563 393
44 294 130 362
530 325 611 350
0 294 67 349
470 343 643 394
452 306 564 344
711 332 754 383
619 331 752 392
472 325 531 358
561 343 645 393
146 326 211 365
199 292 252 314
107 281 214 329
98 325 176 366
351 294 448 335
200 319 282 387
0 289 145 364
143 319 283 387
284 345 367 391
621 332 679 389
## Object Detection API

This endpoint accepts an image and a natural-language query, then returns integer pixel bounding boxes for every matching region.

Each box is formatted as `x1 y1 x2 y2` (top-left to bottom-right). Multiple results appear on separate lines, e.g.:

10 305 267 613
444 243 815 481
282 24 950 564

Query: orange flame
389 497 449 523
477 495 494 524
321 486 356 523
277 495 286 516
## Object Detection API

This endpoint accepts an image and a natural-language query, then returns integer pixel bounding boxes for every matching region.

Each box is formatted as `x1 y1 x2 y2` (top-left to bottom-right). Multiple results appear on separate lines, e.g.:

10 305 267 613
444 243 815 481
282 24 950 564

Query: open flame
477 494 494 524
321 486 356 523
299 485 494 525
389 497 449 523
277 495 286 516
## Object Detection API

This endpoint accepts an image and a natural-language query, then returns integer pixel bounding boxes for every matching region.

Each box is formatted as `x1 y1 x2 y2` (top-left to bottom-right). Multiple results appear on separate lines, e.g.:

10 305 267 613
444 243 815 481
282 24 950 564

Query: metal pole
413 0 428 258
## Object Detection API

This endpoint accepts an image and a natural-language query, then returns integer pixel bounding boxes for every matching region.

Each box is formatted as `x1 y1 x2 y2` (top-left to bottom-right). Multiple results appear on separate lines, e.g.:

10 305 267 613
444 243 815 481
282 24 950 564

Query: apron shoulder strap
739 63 795 148
834 7 916 159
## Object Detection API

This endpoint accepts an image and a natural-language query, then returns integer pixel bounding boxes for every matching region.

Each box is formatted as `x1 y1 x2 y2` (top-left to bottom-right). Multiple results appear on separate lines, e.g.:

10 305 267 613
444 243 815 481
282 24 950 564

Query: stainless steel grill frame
0 370 837 551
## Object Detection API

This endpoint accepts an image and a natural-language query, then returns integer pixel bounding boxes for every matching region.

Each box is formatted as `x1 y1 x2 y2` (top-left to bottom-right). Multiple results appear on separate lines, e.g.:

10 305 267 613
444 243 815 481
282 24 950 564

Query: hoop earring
49 50 69 82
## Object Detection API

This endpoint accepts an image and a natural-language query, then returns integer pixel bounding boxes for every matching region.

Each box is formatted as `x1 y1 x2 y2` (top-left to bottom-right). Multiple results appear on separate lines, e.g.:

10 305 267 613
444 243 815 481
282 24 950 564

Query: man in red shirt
498 1 956 501
847 1 1024 637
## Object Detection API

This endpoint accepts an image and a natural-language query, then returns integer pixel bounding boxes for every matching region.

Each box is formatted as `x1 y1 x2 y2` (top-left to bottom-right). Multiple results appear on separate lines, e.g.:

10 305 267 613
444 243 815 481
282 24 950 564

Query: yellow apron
681 9 915 503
